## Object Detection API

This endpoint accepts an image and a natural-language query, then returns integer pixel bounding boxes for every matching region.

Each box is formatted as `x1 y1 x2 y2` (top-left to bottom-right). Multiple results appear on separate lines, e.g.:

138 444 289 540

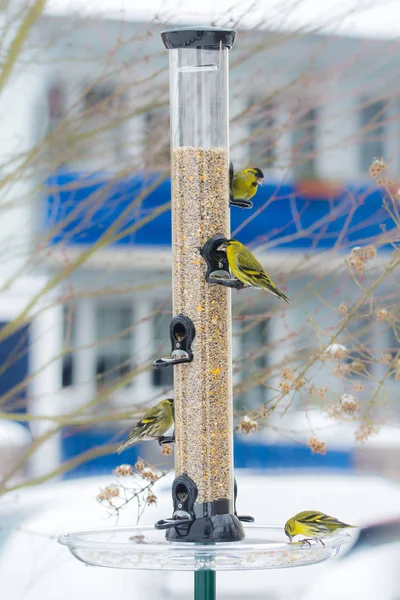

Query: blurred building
1 15 400 476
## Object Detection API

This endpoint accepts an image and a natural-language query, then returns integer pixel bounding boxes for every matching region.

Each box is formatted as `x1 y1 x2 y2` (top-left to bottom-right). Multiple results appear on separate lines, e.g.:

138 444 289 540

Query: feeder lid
161 26 236 50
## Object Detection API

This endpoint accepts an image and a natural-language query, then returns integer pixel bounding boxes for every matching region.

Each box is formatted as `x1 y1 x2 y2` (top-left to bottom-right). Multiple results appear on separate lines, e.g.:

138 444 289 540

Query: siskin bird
117 398 174 453
217 239 290 302
231 166 264 204
284 510 355 544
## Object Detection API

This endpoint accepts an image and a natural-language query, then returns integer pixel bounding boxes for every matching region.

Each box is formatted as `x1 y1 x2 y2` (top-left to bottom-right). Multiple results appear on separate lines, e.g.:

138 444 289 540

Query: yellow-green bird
285 510 355 543
217 239 290 302
117 398 174 453
231 166 264 203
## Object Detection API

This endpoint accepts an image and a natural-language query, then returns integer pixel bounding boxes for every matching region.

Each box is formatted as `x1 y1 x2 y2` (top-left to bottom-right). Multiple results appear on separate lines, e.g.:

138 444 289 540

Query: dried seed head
281 367 294 380
325 403 342 419
308 437 327 455
294 378 306 389
369 157 386 178
340 393 358 415
135 458 145 472
115 464 133 476
353 384 363 392
161 444 173 456
279 380 292 393
324 343 347 359
355 423 377 442
240 415 258 434
97 485 120 502
142 467 158 483
332 363 350 377
339 303 348 314
376 309 390 322
317 386 328 399
364 245 377 260
380 353 392 364
146 493 158 506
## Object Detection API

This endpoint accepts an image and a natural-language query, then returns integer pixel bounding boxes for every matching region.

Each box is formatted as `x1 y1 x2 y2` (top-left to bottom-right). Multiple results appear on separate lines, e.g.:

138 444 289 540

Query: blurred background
1 0 400 598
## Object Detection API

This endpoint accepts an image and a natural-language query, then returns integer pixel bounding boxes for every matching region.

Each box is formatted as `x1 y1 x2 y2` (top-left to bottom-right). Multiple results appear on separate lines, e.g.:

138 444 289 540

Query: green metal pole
194 570 216 600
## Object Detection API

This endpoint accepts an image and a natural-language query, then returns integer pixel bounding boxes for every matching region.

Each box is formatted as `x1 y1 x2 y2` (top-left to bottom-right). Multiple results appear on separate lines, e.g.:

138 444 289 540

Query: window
143 108 170 169
292 108 317 179
62 305 76 388
248 98 276 168
95 305 133 389
359 99 386 173
234 315 269 410
152 308 173 389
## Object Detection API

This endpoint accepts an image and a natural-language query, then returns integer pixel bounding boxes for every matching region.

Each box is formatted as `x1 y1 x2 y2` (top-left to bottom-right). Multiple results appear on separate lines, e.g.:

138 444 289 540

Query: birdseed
172 146 233 504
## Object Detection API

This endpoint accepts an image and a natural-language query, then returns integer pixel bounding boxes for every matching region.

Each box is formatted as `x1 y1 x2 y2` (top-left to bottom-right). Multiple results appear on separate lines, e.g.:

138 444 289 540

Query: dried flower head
376 309 390 322
161 444 173 456
355 423 377 443
146 493 158 506
380 353 392 365
325 403 342 419
332 363 350 377
279 380 292 393
324 343 347 359
339 303 348 314
369 157 386 179
240 415 258 434
364 245 377 260
135 459 145 472
115 464 133 477
308 437 327 455
294 378 306 389
317 386 328 399
340 393 358 415
281 367 294 380
142 467 159 483
97 485 120 502
353 384 363 392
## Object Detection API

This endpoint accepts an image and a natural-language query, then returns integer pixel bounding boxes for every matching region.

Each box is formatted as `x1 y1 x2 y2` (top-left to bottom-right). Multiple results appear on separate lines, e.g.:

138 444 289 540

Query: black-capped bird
117 398 174 453
231 165 264 205
217 239 290 303
285 510 355 544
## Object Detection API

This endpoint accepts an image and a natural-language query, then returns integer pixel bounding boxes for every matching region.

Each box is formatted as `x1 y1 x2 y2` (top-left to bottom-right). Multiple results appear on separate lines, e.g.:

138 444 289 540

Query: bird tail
116 427 140 454
258 274 290 303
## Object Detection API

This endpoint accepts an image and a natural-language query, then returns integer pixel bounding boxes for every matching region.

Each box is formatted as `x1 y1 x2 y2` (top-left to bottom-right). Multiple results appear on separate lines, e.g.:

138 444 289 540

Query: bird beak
288 534 293 542
257 178 264 186
217 243 227 252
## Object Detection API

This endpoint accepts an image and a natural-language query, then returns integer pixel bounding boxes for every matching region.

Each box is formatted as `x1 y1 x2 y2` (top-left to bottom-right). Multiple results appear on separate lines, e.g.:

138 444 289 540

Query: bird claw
158 435 175 446
300 538 325 548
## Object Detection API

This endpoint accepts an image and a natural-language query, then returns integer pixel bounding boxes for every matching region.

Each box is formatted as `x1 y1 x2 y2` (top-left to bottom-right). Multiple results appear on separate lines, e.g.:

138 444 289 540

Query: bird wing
299 512 351 529
234 246 290 302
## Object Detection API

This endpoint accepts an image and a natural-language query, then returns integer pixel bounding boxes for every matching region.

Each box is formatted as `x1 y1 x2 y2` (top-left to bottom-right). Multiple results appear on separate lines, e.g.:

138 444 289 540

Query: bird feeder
153 26 246 543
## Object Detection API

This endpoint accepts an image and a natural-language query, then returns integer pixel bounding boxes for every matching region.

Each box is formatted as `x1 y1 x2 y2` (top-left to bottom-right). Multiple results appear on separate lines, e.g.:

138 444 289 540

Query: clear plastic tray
58 525 351 571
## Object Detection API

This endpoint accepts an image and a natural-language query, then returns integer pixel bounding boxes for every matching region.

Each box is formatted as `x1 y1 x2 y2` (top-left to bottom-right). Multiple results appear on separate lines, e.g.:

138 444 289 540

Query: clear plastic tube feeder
156 26 244 543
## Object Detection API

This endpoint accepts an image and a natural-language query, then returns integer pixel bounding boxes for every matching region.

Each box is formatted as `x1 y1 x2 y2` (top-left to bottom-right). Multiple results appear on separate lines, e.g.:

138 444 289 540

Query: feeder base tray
58 525 352 571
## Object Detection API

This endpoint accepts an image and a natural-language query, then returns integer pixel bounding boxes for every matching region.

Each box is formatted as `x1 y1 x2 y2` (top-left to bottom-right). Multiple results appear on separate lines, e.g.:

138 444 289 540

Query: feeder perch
229 162 253 209
200 234 245 289
153 314 195 368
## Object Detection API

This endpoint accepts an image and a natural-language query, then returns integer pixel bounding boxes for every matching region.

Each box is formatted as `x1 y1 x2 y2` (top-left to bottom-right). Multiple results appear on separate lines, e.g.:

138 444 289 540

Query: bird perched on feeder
117 398 174 453
230 163 264 207
284 510 355 545
217 239 290 303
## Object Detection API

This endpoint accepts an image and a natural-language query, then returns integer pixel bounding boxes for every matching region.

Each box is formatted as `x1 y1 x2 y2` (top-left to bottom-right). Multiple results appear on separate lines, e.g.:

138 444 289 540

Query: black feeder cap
161 26 236 50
